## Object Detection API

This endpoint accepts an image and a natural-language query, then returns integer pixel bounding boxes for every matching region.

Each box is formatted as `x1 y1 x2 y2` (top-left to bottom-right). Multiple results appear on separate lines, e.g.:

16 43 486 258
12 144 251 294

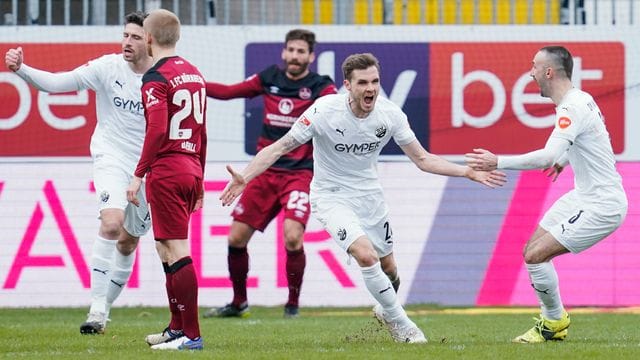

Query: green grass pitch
1 306 639 359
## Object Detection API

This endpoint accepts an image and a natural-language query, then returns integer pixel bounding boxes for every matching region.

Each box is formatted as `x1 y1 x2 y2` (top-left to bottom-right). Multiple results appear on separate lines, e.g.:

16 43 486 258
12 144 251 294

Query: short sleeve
392 109 416 146
288 111 316 145
289 96 330 144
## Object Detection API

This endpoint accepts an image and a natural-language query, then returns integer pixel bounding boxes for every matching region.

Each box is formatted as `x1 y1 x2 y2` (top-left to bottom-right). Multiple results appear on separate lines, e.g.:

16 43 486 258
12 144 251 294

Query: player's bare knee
523 250 543 265
351 249 379 267
283 221 304 250
284 234 303 251
99 220 122 240
358 256 378 267
228 235 249 248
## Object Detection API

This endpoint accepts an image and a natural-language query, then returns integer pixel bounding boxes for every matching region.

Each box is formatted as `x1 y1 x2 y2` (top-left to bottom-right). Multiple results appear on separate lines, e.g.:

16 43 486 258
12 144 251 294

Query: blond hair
144 9 180 48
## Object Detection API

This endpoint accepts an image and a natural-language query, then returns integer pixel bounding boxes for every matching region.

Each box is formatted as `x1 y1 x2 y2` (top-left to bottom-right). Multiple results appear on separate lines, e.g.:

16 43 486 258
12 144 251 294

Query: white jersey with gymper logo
73 54 145 169
550 88 626 210
289 93 416 197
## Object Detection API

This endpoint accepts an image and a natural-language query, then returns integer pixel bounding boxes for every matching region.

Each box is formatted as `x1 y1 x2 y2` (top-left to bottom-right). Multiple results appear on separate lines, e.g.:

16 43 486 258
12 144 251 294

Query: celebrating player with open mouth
220 52 506 343
466 45 627 343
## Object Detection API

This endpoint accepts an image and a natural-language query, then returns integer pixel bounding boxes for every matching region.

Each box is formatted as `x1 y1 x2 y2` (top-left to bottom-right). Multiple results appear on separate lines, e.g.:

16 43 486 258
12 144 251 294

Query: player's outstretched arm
205 77 261 100
220 133 303 206
400 140 506 188
466 137 570 171
5 46 79 92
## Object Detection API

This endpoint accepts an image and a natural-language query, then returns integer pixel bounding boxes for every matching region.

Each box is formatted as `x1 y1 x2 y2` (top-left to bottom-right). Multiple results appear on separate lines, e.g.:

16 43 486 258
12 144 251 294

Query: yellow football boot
512 311 570 343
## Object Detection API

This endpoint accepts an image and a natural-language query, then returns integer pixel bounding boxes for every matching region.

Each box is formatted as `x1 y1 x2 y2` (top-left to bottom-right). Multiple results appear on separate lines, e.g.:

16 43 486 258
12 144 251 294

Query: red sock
286 247 306 307
163 263 182 331
169 257 200 339
228 246 248 306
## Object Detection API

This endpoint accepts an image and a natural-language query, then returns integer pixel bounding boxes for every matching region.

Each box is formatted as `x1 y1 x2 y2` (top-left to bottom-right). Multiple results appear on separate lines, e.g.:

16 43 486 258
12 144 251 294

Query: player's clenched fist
5 46 23 72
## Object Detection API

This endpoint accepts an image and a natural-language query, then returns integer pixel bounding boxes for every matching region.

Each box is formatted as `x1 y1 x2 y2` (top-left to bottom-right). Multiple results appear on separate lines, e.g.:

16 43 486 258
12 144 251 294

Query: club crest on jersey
299 87 311 100
375 125 387 138
337 228 347 241
278 98 294 115
558 116 572 129
145 88 159 107
100 191 110 203
299 116 311 126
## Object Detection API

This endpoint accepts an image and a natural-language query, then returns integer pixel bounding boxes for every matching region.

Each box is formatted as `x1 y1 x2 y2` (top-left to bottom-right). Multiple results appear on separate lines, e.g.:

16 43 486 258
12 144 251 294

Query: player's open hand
465 148 498 171
126 176 143 207
220 165 247 206
5 46 23 72
543 163 564 182
466 168 507 188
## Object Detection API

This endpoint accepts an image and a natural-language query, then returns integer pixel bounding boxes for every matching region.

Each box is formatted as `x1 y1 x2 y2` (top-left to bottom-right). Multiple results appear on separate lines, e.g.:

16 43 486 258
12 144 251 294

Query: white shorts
540 190 627 253
311 192 394 257
93 154 151 237
123 200 152 237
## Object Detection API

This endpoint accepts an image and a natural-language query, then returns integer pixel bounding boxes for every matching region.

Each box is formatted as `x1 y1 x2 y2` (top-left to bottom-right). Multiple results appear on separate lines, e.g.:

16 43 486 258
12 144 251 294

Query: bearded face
281 39 314 80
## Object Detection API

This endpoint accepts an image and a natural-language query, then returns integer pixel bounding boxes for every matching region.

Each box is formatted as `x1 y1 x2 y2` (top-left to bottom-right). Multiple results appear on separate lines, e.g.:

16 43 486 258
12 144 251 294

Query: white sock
105 249 136 318
89 236 116 314
361 262 410 325
527 262 565 319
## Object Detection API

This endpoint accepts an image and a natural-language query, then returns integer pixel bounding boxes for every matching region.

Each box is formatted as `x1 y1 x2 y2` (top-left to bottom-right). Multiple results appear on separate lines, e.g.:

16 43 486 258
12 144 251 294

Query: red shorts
232 169 312 231
147 174 202 240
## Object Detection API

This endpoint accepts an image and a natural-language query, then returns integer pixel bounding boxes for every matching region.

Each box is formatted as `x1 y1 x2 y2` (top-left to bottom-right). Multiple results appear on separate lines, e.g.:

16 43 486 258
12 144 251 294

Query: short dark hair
341 53 380 81
540 45 573 80
124 11 147 27
285 29 316 53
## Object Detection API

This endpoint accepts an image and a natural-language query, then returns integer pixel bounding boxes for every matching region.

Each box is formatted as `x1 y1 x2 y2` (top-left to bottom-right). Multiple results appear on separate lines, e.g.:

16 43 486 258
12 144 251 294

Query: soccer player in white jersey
466 45 628 343
4 11 154 335
219 53 506 343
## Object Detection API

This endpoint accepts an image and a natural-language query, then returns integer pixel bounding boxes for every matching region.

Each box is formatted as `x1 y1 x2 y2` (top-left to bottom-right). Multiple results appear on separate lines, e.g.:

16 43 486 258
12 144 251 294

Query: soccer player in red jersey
203 29 337 319
126 9 207 351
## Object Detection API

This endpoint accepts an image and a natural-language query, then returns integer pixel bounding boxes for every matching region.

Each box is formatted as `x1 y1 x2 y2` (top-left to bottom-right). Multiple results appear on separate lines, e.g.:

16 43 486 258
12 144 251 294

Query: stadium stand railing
1 0 636 26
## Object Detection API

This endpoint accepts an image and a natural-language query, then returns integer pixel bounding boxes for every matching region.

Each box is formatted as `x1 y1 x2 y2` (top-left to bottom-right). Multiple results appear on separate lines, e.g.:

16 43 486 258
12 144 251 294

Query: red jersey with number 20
135 56 207 180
